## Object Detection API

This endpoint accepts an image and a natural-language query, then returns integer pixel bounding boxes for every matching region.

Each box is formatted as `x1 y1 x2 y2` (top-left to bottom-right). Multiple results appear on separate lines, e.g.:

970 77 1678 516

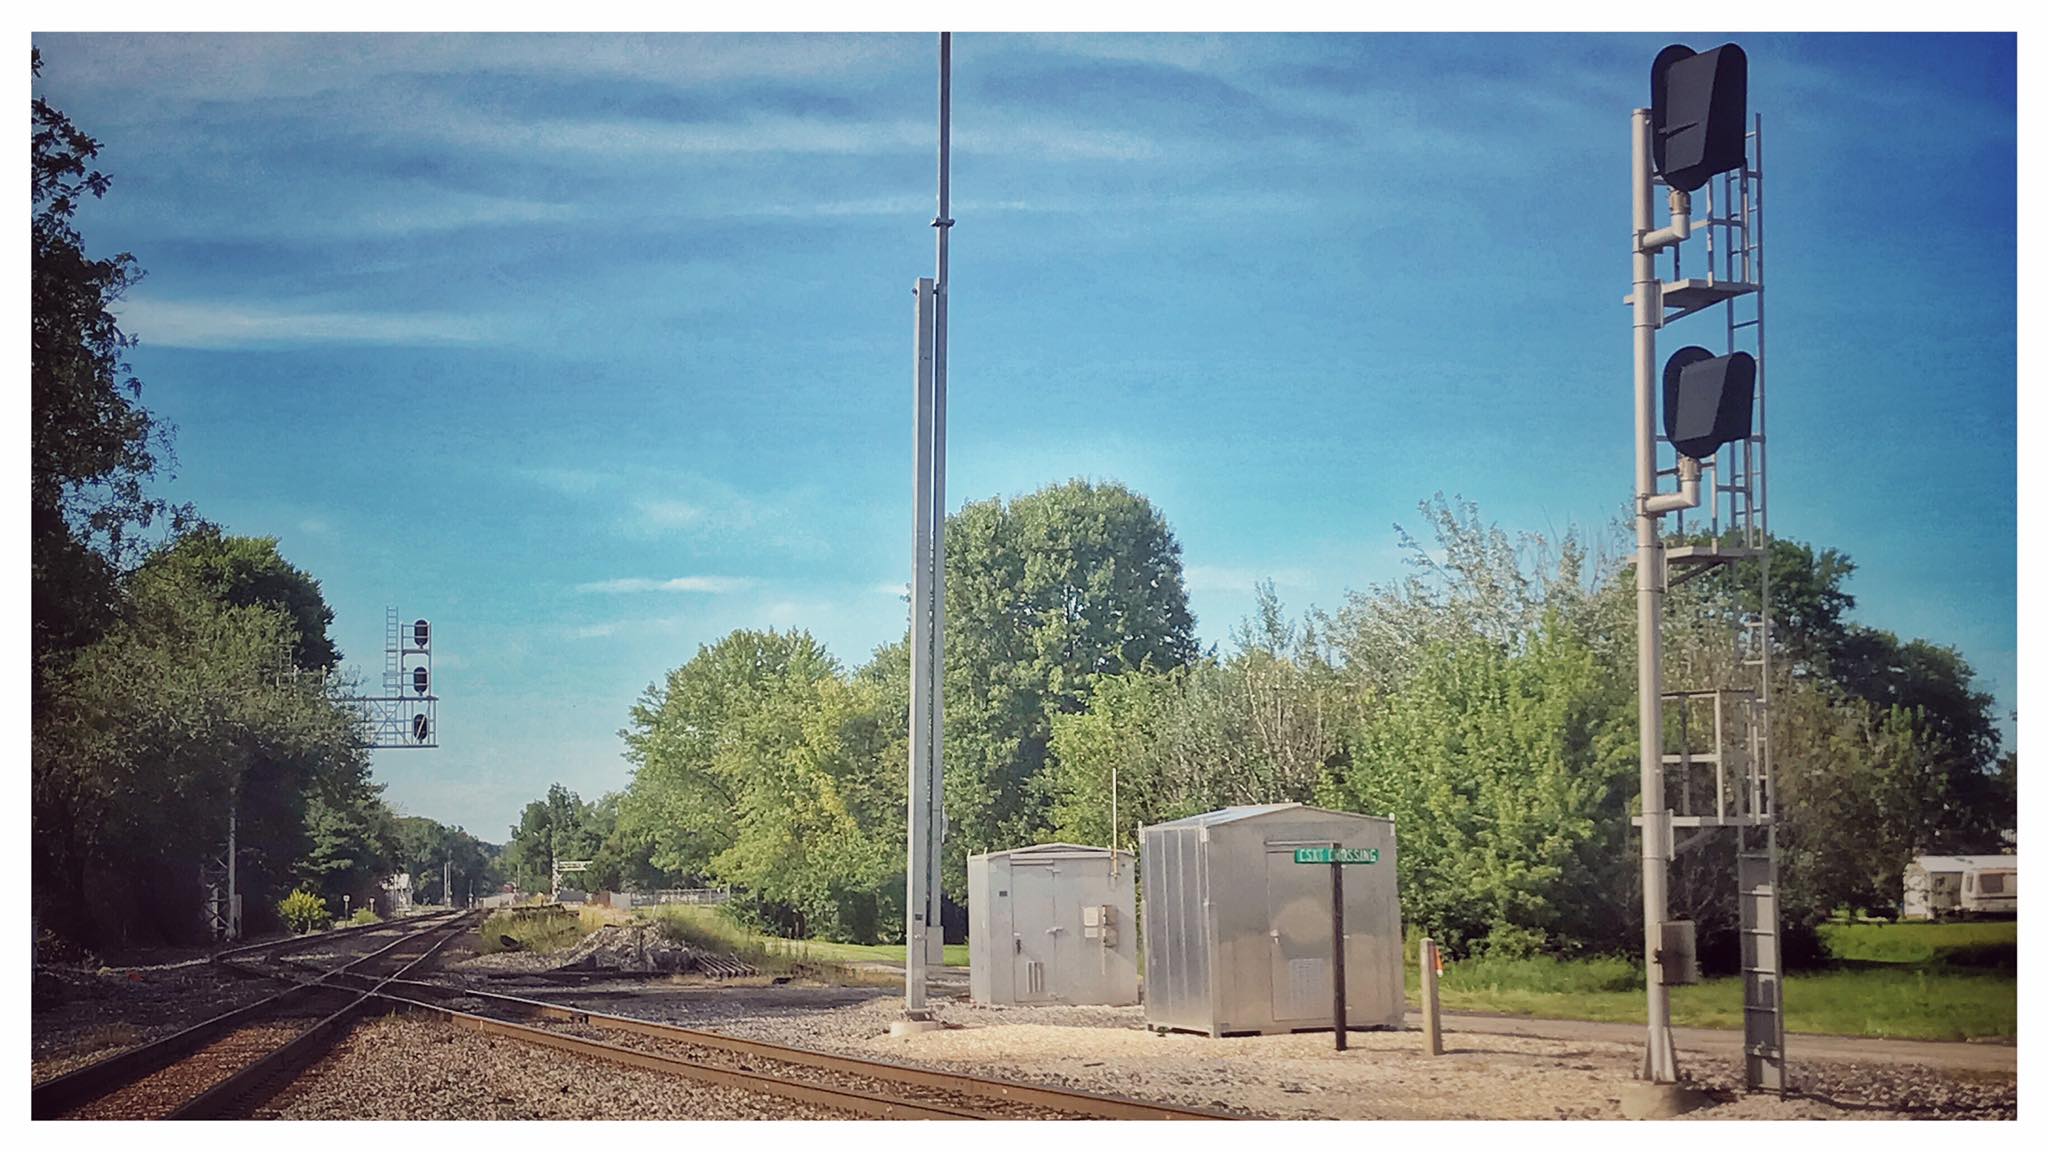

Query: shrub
278 889 332 935
346 908 381 927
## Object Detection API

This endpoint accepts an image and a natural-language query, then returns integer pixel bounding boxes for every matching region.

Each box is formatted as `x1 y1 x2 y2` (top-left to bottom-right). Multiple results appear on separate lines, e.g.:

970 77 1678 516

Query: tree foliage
26 61 463 954
563 484 2008 960
940 479 1198 878
32 562 372 946
30 49 186 664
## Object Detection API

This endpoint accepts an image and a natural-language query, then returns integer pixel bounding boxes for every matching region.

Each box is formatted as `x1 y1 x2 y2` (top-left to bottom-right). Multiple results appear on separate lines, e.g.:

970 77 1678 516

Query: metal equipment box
968 843 1139 1006
1141 803 1402 1037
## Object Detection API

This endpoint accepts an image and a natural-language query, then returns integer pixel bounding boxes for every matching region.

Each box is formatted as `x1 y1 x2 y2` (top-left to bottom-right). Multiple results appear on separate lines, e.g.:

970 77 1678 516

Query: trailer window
1977 872 2007 895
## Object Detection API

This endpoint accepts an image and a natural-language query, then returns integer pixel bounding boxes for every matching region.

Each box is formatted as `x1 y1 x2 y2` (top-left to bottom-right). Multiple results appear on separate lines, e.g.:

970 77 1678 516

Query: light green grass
780 938 971 967
1817 919 2015 966
480 906 605 955
637 905 967 972
1402 924 2017 1041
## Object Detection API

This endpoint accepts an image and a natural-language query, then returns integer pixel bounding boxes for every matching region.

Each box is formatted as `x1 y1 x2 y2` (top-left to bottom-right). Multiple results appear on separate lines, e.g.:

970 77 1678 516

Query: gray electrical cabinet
1141 803 1403 1037
968 843 1138 1006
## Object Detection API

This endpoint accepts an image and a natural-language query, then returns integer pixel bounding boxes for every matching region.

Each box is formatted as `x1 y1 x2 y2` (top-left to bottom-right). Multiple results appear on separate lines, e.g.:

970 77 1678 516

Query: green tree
1317 618 1636 957
502 784 607 894
297 787 400 913
145 526 342 670
31 565 368 946
30 49 187 665
940 479 1198 882
621 630 840 882
1047 585 1346 854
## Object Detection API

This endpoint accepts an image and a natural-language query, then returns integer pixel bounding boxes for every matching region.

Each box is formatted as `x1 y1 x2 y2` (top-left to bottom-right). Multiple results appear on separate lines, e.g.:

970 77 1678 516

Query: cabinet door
1011 863 1058 1002
1264 848 1329 1021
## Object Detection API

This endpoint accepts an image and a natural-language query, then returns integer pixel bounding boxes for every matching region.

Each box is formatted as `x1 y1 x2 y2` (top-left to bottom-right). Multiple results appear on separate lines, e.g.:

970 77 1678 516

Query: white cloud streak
115 296 488 349
575 576 752 594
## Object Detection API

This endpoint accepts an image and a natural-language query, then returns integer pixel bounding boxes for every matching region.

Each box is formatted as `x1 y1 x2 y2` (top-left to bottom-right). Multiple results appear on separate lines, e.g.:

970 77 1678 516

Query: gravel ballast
31 965 278 1085
261 1015 866 1120
535 985 2016 1121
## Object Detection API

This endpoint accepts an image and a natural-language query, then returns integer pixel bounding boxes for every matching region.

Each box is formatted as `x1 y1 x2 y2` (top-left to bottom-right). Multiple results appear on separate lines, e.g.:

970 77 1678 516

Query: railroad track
301 975 1233 1120
46 908 1229 1120
34 911 480 1120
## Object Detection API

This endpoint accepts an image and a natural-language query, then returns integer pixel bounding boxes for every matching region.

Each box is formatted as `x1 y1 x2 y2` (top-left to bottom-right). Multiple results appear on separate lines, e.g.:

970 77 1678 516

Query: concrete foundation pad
889 1016 944 1037
1618 1081 1707 1119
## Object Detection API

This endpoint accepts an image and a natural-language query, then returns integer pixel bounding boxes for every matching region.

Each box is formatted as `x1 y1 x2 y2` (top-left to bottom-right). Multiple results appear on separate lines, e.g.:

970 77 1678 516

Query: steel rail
168 913 480 1120
34 912 476 1120
374 992 988 1120
213 907 468 966
328 977 1231 1120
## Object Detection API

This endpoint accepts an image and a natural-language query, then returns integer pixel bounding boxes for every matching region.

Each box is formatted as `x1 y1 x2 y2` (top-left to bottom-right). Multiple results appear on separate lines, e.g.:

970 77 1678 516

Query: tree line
30 57 498 951
510 484 2014 967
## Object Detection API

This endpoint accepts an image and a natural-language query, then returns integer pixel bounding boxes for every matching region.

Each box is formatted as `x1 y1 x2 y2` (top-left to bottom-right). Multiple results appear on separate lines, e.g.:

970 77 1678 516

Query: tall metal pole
226 803 239 942
898 29 954 1035
926 29 953 970
1631 106 1679 1085
904 276 937 1020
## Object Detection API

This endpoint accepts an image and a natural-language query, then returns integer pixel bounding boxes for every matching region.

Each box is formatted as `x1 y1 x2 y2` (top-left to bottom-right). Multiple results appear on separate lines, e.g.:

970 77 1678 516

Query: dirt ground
32 949 2016 1120
538 983 2017 1120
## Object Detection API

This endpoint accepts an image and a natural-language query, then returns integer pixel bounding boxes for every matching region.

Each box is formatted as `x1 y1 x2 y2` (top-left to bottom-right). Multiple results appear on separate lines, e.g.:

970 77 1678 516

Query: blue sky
30 32 2016 842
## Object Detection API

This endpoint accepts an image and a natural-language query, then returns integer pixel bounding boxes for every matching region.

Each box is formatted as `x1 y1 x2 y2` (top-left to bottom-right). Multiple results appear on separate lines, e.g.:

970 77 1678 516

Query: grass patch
1403 925 2017 1041
637 905 967 974
1818 919 2015 968
777 938 971 967
480 906 604 955
345 909 382 927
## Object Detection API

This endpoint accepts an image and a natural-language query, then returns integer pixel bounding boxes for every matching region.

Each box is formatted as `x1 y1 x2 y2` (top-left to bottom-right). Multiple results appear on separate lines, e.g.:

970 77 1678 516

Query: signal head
1651 43 1748 193
1662 346 1756 459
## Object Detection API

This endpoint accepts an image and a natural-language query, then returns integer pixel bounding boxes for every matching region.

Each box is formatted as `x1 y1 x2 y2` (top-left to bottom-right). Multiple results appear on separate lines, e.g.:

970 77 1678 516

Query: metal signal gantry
345 607 439 748
1626 40 1784 1100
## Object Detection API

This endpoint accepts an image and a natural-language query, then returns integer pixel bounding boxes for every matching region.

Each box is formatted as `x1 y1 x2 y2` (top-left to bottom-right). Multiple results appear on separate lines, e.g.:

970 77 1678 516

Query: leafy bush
345 908 381 926
278 889 332 934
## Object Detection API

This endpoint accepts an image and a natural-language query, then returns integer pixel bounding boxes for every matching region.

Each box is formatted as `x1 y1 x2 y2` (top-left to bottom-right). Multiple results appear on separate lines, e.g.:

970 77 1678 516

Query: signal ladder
1650 114 1785 1093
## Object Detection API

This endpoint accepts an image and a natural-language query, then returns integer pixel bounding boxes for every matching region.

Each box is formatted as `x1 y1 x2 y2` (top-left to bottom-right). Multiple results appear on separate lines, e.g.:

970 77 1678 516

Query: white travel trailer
1903 855 2018 919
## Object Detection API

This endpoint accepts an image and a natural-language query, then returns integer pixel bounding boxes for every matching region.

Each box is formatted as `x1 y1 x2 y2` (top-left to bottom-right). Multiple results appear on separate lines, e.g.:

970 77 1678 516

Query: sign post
1330 859 1346 1051
1293 846 1380 1052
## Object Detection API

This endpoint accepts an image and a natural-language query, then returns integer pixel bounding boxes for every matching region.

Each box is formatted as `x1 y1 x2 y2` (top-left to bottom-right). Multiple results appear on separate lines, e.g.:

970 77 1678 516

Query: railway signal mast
206 609 443 941
1624 41 1783 1113
344 609 440 748
897 31 954 1037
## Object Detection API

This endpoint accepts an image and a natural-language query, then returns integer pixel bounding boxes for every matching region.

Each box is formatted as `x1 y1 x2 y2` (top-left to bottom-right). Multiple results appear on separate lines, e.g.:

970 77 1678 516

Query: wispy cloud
632 499 704 529
567 623 618 639
116 296 488 349
873 582 909 598
431 109 929 158
575 576 752 594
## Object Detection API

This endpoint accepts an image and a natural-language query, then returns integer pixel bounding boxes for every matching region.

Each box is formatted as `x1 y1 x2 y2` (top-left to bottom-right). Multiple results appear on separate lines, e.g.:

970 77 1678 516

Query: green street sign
1294 847 1379 865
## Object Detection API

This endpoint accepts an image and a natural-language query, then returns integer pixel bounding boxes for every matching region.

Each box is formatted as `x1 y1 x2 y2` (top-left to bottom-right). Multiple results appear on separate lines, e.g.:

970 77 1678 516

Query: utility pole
896 30 953 1037
226 802 239 941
